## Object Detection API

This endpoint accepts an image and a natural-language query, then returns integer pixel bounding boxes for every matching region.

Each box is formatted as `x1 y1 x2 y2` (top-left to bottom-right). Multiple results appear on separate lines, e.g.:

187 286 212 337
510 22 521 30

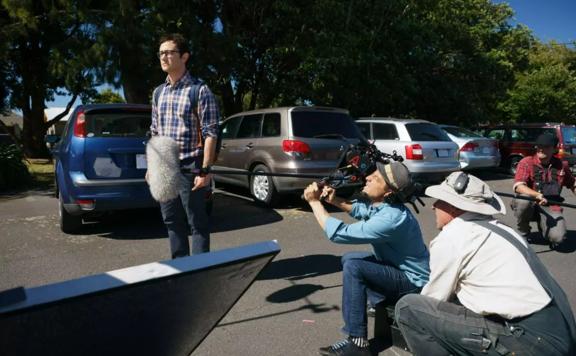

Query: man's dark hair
159 33 190 55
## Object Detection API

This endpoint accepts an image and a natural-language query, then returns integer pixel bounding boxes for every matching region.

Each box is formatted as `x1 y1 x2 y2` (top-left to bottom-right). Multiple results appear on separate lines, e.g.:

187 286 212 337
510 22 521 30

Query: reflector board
0 241 280 356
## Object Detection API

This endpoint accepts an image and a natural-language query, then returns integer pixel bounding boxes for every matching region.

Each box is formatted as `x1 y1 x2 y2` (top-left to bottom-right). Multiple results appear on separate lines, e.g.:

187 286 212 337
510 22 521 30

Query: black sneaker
318 338 371 356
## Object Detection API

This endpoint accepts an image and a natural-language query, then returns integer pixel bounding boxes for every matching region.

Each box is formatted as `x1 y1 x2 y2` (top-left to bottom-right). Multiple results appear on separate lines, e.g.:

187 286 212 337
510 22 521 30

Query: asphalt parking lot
1 171 575 356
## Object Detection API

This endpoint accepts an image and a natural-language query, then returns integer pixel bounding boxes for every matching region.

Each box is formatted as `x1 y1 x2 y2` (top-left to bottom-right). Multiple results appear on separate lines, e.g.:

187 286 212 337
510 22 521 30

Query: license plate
136 154 147 169
572 147 576 155
482 147 491 154
437 149 449 158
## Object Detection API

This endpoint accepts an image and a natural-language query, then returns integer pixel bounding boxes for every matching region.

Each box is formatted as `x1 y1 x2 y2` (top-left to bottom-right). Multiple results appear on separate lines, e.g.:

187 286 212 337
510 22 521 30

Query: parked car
213 106 364 205
440 125 500 170
478 123 576 175
46 104 215 233
355 118 460 182
45 104 157 233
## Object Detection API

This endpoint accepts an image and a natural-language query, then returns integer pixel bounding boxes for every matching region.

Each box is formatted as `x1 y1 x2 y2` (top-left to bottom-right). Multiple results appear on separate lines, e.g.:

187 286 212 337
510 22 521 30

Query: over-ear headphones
453 172 469 194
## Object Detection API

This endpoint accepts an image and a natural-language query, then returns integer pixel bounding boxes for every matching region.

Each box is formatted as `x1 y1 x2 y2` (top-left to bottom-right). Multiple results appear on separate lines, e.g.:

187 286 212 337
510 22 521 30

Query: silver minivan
355 117 460 181
214 106 363 205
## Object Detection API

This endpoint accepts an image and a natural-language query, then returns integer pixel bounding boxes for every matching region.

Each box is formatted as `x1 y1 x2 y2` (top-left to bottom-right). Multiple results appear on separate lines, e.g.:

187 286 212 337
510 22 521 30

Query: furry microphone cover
146 136 186 203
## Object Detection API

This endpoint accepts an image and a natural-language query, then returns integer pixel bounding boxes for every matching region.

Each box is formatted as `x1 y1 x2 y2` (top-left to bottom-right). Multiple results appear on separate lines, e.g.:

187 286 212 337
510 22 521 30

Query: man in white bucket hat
395 171 575 355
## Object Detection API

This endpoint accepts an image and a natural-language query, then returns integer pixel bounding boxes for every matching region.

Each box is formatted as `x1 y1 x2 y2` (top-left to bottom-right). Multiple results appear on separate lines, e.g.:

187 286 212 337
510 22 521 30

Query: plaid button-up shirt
513 154 575 191
151 72 220 160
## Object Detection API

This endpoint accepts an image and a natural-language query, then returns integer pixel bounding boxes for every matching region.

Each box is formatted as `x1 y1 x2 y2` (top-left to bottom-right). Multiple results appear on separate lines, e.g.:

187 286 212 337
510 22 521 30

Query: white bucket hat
425 172 506 215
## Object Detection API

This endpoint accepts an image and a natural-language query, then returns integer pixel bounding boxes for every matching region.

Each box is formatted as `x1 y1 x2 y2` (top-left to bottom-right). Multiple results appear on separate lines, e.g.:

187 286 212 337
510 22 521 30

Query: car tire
59 192 83 234
508 156 522 176
250 164 278 206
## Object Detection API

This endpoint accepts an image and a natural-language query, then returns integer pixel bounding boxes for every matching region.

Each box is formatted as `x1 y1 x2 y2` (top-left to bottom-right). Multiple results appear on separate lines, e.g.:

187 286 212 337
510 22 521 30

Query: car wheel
59 192 83 234
250 164 278 206
508 156 522 176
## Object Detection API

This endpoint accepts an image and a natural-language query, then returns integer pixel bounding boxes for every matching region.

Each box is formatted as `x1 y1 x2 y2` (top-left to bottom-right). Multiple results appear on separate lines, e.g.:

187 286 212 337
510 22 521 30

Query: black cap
535 133 558 147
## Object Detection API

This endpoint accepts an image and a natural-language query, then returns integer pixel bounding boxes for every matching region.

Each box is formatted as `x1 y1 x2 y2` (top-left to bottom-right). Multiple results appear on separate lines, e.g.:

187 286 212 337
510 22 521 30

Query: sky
45 1 576 109
498 0 576 44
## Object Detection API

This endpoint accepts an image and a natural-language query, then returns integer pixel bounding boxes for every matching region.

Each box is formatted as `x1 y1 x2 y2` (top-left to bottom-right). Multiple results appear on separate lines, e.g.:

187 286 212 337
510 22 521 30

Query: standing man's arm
192 85 220 191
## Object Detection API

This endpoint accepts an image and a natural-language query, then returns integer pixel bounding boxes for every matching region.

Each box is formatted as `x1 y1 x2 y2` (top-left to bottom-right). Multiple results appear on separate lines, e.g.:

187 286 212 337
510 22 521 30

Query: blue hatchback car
47 104 157 233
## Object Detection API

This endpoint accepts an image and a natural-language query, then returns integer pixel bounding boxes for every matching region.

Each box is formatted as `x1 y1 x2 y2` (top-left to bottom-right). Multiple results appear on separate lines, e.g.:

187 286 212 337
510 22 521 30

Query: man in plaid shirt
512 133 576 249
150 33 220 257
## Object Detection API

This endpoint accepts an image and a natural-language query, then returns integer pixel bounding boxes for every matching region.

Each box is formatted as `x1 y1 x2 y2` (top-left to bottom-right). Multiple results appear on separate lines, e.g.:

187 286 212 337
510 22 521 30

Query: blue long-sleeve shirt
325 200 430 287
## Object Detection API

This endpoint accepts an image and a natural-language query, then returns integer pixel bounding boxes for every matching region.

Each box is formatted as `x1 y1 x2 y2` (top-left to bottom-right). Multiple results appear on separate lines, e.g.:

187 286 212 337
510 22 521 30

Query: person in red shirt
512 133 576 248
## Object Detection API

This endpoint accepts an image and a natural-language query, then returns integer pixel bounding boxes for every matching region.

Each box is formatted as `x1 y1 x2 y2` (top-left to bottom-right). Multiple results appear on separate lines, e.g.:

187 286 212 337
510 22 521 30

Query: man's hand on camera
321 186 336 204
304 182 323 202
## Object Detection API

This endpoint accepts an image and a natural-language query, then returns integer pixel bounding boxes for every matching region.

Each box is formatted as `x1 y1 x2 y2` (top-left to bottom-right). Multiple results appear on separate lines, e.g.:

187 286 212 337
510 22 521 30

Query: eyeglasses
157 50 180 58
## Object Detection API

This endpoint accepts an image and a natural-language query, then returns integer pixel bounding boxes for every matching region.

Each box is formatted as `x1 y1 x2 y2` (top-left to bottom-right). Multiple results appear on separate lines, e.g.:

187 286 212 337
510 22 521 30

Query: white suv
355 117 460 181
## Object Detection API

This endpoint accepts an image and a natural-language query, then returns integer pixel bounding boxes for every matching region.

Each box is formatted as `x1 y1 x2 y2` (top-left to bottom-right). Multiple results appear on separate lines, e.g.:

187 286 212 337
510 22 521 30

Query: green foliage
499 42 576 123
1 0 575 157
0 144 32 191
86 89 126 104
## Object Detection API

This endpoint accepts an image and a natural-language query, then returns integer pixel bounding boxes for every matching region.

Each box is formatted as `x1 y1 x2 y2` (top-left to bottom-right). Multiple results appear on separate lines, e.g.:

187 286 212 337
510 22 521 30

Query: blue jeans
159 157 210 258
341 252 421 338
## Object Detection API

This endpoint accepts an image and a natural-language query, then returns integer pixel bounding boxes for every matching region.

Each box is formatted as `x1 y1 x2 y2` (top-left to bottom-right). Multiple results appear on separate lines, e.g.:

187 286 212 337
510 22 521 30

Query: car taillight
557 143 571 158
460 142 479 152
405 144 423 160
76 199 95 210
282 140 311 154
73 110 86 138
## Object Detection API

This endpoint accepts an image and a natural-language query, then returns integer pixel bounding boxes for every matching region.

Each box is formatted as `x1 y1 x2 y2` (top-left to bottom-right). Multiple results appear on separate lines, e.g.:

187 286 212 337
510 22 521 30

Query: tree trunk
22 108 50 158
19 35 50 158
118 43 151 104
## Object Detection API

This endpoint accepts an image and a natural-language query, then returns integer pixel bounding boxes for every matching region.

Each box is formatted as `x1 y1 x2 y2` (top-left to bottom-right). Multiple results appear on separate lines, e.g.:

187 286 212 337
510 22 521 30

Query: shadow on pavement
210 192 283 233
528 230 576 254
82 192 284 239
266 283 341 303
258 254 342 281
80 208 166 240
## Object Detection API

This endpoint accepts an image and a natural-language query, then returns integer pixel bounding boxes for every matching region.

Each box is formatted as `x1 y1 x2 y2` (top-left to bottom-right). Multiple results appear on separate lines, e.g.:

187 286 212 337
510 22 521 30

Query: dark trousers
395 294 572 356
512 195 566 244
340 252 421 338
159 157 210 258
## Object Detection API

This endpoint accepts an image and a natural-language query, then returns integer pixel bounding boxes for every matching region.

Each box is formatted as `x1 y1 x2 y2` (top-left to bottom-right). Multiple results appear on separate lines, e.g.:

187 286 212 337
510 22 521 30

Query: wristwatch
199 166 211 177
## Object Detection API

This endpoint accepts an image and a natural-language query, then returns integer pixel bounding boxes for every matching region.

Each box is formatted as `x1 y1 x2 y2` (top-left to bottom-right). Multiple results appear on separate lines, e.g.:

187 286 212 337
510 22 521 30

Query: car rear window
561 127 576 144
291 111 360 139
356 122 371 139
510 128 556 142
443 126 482 138
405 123 451 141
85 110 150 138
373 123 400 140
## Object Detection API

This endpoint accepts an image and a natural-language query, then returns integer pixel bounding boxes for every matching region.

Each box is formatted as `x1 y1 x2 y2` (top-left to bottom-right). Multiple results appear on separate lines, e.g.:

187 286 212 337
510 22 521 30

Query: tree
1 1 101 157
499 42 576 123
86 89 125 104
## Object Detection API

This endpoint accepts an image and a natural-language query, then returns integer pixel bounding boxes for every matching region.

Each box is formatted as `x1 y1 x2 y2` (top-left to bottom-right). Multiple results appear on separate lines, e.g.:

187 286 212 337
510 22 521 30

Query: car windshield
443 126 482 138
291 111 361 139
85 110 150 138
405 123 451 141
562 127 576 144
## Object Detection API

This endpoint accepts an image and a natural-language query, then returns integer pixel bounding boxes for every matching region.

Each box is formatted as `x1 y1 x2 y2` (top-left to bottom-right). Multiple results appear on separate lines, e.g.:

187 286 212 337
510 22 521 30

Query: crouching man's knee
394 294 422 326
